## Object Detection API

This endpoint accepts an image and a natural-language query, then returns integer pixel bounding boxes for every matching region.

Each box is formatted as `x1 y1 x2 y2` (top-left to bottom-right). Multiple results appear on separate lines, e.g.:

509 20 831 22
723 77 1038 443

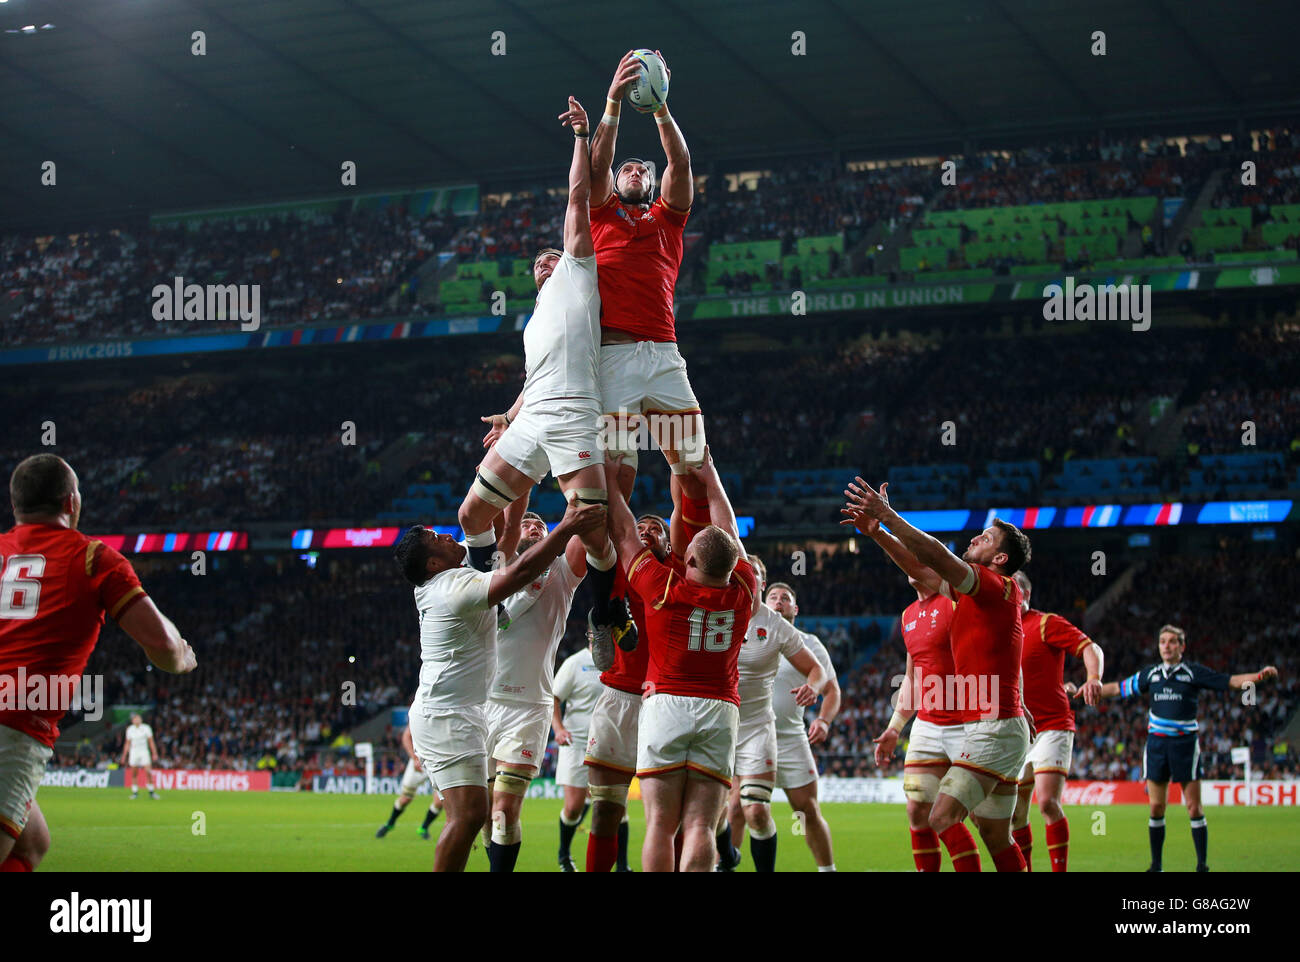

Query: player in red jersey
589 51 705 497
0 455 195 871
1011 571 1104 872
603 447 756 872
845 486 963 872
582 474 713 872
845 478 1032 872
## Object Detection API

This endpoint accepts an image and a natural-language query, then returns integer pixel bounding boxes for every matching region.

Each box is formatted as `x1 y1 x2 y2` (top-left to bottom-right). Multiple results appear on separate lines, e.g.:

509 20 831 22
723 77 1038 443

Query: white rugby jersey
773 629 835 736
412 565 497 711
553 647 603 737
490 556 584 706
125 723 153 752
737 604 808 725
521 252 601 404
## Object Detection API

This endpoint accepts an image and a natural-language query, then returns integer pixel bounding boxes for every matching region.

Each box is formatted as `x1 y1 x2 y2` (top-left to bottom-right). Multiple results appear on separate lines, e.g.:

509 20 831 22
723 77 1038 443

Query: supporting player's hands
844 477 890 521
481 414 510 449
1257 666 1279 682
176 642 197 674
608 51 642 102
807 717 830 746
840 481 891 535
554 725 573 747
558 498 606 539
684 443 719 488
791 683 818 707
558 96 589 138
872 727 899 767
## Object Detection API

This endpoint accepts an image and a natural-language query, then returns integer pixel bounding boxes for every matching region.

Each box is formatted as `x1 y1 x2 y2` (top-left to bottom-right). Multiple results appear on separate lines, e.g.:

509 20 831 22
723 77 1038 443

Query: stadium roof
4 0 1300 232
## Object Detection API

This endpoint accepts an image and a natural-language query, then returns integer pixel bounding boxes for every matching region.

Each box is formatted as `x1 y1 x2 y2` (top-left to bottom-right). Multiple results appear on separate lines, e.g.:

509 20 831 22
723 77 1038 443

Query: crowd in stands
1 207 454 347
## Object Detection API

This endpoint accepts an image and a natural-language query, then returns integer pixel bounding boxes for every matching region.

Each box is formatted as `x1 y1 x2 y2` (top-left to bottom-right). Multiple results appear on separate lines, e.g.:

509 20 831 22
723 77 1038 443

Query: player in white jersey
767 583 841 871
552 640 603 871
120 713 160 800
483 511 588 872
459 97 632 669
393 498 604 871
376 723 445 839
717 557 825 872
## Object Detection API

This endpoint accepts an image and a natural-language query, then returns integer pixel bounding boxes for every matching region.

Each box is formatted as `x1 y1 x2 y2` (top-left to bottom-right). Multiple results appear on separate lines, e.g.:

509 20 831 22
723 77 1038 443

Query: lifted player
1095 625 1276 872
376 723 444 839
589 51 705 498
121 712 161 800
1011 571 1104 872
846 478 1032 872
718 557 824 873
769 582 841 871
483 511 589 872
552 638 604 871
1 455 195 871
464 96 630 669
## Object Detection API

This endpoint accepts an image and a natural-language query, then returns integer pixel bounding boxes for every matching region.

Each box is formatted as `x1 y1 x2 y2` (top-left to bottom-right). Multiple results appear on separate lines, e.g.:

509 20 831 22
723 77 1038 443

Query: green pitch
34 788 1299 872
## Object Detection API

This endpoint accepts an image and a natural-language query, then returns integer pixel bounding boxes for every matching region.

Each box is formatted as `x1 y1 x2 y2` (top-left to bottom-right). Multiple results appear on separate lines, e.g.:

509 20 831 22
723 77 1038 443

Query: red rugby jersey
627 551 755 706
900 593 962 726
948 564 1024 722
0 524 147 747
602 553 685 695
590 194 689 343
1020 608 1092 733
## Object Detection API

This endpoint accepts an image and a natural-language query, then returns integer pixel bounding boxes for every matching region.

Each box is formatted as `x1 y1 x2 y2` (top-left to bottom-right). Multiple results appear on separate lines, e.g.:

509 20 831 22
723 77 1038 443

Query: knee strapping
472 467 520 509
938 767 988 814
973 788 1017 819
903 772 942 804
739 781 773 807
590 783 629 807
565 487 607 507
491 818 522 846
493 771 531 797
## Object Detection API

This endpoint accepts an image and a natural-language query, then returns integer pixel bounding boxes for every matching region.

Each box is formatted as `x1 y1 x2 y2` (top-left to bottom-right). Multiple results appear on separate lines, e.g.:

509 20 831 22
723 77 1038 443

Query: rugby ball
627 49 669 114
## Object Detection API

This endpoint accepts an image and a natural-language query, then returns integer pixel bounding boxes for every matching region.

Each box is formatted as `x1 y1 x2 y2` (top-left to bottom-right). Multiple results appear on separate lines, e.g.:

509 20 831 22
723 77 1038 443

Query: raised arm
602 456 646 571
558 97 593 258
841 482 943 595
650 52 692 212
487 500 604 605
590 52 641 207
845 477 972 593
685 446 744 560
118 597 197 674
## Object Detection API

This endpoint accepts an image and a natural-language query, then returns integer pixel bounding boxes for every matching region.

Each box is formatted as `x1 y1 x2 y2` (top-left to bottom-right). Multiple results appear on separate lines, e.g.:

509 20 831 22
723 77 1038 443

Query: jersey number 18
686 608 735 652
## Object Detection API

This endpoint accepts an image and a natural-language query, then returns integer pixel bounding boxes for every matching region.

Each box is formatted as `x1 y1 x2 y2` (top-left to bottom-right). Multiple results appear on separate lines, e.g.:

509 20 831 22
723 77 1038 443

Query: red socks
1012 824 1034 871
992 842 1028 873
586 833 619 873
0 854 33 872
938 824 981 872
910 828 942 872
1045 818 1069 872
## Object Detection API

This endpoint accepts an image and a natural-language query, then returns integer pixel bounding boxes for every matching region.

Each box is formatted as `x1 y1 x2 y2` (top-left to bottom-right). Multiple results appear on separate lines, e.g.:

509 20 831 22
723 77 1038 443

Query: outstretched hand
558 96 589 137
607 51 642 101
844 476 891 521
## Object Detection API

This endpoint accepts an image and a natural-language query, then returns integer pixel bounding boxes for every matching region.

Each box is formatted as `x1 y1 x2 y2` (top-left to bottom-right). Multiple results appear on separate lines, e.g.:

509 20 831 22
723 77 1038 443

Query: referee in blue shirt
1095 624 1276 872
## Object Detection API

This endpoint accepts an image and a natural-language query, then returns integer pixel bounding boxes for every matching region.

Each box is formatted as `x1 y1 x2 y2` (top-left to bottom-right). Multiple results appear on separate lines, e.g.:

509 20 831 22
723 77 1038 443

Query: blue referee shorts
1143 733 1200 784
